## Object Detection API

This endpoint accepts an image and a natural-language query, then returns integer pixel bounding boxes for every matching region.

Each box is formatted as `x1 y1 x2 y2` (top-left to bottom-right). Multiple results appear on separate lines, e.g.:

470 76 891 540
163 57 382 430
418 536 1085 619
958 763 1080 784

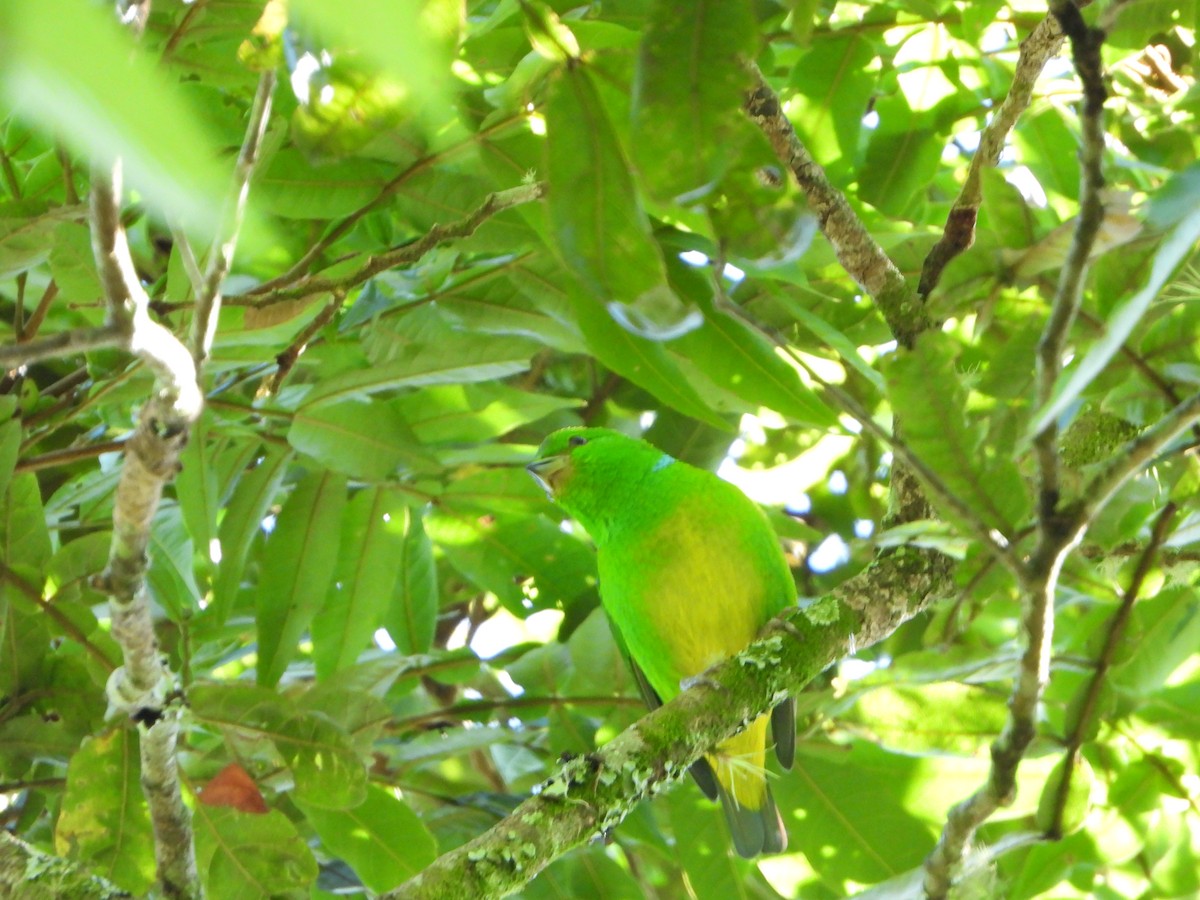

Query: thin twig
15 439 127 474
1045 502 1175 836
0 323 124 369
919 15 1066 297
1033 3 1107 527
242 113 525 298
19 280 60 343
257 293 342 397
189 70 276 364
245 181 546 308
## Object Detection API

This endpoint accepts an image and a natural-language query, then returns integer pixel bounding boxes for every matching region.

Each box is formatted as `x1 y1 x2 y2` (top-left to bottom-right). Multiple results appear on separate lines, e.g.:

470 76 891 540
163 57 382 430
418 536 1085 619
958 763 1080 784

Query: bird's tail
707 715 787 858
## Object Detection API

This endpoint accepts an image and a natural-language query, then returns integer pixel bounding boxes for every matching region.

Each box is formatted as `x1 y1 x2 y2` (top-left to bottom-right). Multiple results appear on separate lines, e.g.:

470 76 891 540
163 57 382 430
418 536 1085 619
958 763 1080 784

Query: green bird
527 426 796 857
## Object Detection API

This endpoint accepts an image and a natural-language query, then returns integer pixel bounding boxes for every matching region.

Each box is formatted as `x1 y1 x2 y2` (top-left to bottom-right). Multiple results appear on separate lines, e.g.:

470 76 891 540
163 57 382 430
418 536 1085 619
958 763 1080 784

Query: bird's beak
526 455 569 499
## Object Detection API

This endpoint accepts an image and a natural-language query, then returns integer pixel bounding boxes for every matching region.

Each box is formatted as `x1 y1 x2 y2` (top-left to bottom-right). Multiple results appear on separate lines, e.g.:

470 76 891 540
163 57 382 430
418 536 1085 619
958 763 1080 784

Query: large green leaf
300 784 437 893
673 306 839 428
311 487 409 678
193 806 318 900
545 64 700 340
255 471 347 686
884 337 1029 535
631 0 757 201
288 397 430 480
55 731 154 895
381 508 439 656
211 446 292 625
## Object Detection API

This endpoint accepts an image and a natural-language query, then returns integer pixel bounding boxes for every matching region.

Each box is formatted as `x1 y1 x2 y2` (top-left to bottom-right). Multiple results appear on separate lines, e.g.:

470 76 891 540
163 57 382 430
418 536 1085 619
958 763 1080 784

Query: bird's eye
568 435 587 447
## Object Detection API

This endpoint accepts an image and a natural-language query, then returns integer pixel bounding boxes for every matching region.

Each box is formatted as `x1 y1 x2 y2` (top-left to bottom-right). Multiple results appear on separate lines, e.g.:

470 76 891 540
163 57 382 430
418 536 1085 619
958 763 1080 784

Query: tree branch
242 113 524 298
742 62 927 346
189 70 276 364
0 830 131 899
392 547 954 899
919 14 1066 297
924 9 1110 896
89 160 201 900
0 323 125 369
243 181 547 308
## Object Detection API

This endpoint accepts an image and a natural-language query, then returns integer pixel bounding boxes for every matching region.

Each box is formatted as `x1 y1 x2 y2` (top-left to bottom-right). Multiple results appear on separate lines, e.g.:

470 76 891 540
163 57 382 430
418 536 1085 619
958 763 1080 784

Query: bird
526 425 796 856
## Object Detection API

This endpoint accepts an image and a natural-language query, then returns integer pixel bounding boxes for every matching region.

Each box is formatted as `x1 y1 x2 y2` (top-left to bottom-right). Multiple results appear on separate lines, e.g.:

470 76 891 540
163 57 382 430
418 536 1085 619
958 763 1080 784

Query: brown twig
242 114 525 298
243 182 546 309
919 15 1066 297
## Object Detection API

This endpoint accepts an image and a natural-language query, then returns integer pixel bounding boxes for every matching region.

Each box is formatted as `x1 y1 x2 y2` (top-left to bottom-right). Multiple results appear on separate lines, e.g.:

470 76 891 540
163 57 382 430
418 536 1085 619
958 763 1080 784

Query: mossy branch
391 547 954 900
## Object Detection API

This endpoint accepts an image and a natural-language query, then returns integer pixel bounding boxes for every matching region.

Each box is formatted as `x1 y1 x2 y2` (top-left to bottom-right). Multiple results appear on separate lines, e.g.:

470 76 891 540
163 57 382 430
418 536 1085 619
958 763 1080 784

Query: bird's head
526 427 670 532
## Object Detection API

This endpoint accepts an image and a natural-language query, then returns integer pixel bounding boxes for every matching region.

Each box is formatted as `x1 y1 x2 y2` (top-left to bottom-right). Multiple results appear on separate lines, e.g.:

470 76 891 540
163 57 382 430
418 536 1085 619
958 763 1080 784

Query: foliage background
0 0 1198 898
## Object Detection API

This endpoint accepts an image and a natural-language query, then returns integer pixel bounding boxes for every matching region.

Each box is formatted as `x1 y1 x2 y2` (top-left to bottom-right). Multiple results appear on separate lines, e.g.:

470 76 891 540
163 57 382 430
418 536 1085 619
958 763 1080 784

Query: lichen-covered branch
918 14 1066 297
90 161 201 900
0 830 131 900
742 63 926 346
189 70 276 364
242 181 546 308
391 547 953 900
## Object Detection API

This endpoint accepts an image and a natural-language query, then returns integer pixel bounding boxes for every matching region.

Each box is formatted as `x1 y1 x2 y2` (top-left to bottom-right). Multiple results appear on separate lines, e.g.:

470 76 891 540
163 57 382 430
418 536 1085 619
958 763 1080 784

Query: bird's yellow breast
598 493 771 702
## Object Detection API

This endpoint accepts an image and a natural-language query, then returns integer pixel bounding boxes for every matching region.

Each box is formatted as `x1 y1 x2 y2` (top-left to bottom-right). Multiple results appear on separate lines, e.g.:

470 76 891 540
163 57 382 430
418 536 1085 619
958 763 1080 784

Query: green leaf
193 806 318 900
55 732 155 894
1027 204 1200 441
146 505 202 619
0 202 57 278
545 64 700 339
766 285 887 393
1 0 227 229
858 99 941 218
176 414 219 571
305 325 538 407
0 414 20 502
572 296 727 430
382 507 438 655
311 487 409 679
631 0 757 201
47 221 101 302
191 683 367 809
255 471 347 686
256 149 394 219
288 397 429 480
290 0 457 131
426 512 596 615
1 473 52 573
300 784 437 892
673 306 839 427
884 338 1028 534
211 446 291 625
396 382 583 445
1112 587 1200 696
1013 106 1080 204
788 34 877 168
